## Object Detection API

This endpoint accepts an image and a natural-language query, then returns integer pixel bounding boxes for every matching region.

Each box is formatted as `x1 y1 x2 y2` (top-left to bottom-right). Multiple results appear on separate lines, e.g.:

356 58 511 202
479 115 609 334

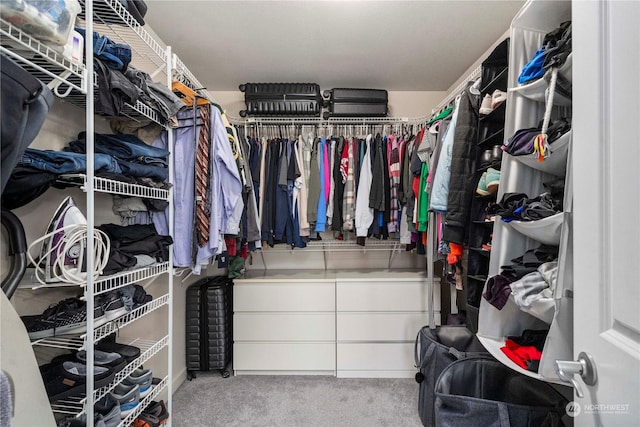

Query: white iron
39 196 87 283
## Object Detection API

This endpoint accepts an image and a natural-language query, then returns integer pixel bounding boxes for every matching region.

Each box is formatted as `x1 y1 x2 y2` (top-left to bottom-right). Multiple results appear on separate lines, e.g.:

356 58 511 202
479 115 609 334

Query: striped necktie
195 104 211 247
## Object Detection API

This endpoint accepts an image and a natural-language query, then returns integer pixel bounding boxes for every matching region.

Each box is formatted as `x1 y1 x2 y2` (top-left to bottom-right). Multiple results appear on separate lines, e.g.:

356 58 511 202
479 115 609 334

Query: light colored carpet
172 374 423 427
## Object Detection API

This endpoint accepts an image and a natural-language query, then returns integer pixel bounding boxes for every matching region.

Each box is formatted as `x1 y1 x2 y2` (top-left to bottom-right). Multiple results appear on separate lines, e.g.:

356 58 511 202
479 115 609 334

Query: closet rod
227 116 430 126
430 64 482 115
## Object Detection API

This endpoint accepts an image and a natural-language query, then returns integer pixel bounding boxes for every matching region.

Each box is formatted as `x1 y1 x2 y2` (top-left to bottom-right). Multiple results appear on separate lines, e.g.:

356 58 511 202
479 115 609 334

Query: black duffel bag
414 325 489 426
435 356 569 427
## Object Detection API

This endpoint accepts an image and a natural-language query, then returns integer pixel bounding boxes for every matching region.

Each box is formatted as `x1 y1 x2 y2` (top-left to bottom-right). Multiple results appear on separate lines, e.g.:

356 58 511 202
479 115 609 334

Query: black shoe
76 349 127 373
134 400 169 427
21 298 106 340
96 340 141 364
44 361 114 402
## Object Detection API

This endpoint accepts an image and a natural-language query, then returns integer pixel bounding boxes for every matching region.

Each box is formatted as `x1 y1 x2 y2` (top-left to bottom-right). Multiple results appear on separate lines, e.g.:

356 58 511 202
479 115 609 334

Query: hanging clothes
430 95 462 213
442 83 481 245
342 137 356 231
163 106 242 273
355 134 374 237
388 134 401 233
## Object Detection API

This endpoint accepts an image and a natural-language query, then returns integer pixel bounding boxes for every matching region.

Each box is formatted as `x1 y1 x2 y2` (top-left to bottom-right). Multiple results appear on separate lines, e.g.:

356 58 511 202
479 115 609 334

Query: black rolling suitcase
239 83 322 117
322 88 388 119
186 276 233 379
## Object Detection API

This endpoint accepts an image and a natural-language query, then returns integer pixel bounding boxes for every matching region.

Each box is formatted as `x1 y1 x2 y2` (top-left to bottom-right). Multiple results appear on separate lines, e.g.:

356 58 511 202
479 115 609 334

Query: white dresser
336 271 440 378
233 270 440 377
233 271 336 375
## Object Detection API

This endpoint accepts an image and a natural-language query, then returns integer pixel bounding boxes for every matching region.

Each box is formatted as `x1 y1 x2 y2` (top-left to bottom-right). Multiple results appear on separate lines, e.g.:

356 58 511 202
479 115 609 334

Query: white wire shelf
229 115 429 126
0 18 86 94
78 0 167 78
93 336 169 402
31 294 169 350
50 395 84 416
173 54 213 101
51 373 170 419
18 263 169 292
62 81 166 126
92 294 169 343
94 262 170 295
261 239 403 252
31 335 85 351
118 376 169 427
57 174 170 201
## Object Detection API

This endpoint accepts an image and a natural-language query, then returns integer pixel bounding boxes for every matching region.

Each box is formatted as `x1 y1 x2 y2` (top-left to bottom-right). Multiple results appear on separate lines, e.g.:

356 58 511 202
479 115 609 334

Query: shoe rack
465 37 509 333
477 0 574 384
0 0 223 423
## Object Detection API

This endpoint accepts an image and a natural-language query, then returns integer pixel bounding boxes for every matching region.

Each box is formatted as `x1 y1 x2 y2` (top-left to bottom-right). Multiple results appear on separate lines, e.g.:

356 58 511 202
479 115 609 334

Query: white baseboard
172 367 187 393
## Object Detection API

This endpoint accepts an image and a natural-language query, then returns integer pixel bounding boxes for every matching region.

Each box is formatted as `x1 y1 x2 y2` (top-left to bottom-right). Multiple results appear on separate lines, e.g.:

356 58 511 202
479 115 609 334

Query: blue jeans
72 132 169 165
76 28 131 71
21 149 122 174
117 158 168 182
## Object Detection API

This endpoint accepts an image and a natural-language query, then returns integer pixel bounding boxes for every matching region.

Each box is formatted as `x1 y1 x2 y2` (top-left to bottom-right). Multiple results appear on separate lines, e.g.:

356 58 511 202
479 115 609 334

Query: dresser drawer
234 282 335 312
234 342 336 371
337 312 430 342
336 342 415 371
336 281 435 311
234 313 335 341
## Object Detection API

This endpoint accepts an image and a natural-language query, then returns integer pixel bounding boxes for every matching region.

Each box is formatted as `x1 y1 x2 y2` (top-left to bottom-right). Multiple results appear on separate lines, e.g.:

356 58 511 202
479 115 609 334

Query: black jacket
443 85 480 245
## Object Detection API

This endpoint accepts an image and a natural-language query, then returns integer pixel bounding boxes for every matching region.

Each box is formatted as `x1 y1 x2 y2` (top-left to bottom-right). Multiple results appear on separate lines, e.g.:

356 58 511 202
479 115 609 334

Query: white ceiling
145 1 524 92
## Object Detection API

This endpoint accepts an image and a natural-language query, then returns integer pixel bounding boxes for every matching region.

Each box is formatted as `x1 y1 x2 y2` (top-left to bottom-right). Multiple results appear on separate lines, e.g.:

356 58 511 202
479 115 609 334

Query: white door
572 0 640 425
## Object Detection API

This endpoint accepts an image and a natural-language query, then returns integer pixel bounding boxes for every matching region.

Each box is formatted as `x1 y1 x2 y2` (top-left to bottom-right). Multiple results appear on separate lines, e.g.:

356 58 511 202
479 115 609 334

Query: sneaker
486 168 501 194
95 394 121 427
111 383 140 418
476 172 490 196
96 340 141 364
98 291 128 321
133 400 169 427
44 361 114 402
22 298 105 340
123 368 153 398
76 349 127 373
479 93 493 115
491 89 507 109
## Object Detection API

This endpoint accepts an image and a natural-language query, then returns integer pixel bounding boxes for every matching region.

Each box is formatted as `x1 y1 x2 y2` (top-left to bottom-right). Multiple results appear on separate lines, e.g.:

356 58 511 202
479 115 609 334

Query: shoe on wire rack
133 400 169 427
95 394 121 427
110 383 140 419
76 349 127 373
123 367 153 398
21 297 106 340
44 361 114 402
96 339 141 364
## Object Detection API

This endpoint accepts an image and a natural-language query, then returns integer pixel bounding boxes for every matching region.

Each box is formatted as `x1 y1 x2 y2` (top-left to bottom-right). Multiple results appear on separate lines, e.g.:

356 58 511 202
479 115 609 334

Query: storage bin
507 212 564 246
1 0 81 46
510 130 571 177
435 357 568 427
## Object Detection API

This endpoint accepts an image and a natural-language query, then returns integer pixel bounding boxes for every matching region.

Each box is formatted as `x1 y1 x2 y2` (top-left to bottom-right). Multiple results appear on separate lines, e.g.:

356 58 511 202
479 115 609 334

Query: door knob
555 352 598 398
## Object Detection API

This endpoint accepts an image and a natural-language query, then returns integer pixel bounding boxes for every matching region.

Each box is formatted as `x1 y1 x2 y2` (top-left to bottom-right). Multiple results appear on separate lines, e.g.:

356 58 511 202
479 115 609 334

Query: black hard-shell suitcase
185 276 233 379
322 88 388 119
239 83 322 117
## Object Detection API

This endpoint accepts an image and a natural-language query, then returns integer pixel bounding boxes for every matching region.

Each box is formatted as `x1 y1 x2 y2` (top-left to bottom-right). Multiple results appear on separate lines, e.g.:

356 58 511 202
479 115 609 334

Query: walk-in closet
1 1 639 426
